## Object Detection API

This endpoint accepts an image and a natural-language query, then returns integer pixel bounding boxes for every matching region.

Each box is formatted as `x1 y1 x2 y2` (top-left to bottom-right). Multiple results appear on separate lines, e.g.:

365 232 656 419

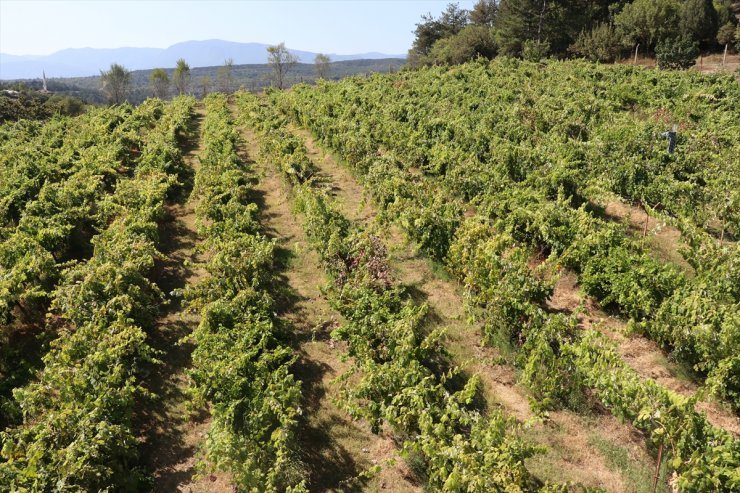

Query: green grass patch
588 434 669 493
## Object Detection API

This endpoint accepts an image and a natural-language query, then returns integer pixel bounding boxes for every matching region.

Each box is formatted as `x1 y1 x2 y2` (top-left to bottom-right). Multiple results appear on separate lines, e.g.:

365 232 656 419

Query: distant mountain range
0 39 406 79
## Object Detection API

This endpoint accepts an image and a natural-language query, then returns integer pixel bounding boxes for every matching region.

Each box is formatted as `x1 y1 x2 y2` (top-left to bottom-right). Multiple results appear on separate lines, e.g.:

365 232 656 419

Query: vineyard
0 58 738 492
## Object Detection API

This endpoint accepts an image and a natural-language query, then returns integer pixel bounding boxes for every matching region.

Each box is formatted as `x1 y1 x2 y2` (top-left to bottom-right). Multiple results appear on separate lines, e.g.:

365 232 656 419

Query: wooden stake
723 44 728 68
634 44 640 64
643 209 650 237
652 443 664 493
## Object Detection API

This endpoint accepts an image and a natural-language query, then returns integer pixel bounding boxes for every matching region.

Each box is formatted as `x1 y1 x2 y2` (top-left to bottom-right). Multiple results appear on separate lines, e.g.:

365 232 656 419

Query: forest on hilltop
410 0 739 66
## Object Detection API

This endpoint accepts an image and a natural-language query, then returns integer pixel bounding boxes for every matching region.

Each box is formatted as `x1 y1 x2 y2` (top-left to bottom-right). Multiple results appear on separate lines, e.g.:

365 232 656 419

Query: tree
100 63 130 105
173 58 191 95
314 53 330 80
149 68 169 99
267 43 298 90
199 75 211 99
717 22 737 62
216 58 234 94
408 3 470 65
717 22 735 49
470 0 498 27
614 0 681 52
495 0 582 57
429 25 497 65
438 2 470 32
713 0 736 27
492 0 614 57
679 0 719 48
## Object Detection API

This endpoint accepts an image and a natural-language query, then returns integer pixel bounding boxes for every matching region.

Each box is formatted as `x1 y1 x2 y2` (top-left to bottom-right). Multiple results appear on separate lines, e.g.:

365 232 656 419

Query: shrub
570 23 625 63
656 36 699 70
429 25 497 65
521 39 550 61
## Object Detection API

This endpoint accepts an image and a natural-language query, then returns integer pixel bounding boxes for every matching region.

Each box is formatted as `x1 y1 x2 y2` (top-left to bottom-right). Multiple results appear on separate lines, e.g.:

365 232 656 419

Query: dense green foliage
271 58 739 490
570 23 624 62
0 96 195 491
184 94 306 492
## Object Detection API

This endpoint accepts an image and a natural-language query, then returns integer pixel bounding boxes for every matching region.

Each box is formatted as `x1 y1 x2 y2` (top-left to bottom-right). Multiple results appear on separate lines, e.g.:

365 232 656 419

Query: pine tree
470 0 498 27
680 0 719 48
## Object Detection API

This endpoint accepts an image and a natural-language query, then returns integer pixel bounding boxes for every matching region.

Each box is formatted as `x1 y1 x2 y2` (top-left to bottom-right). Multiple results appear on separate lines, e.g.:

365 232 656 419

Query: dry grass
619 53 740 74
602 200 692 273
238 123 421 492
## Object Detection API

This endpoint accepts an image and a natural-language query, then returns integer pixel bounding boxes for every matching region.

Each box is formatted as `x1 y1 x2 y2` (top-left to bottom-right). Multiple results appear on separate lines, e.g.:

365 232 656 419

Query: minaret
41 71 49 93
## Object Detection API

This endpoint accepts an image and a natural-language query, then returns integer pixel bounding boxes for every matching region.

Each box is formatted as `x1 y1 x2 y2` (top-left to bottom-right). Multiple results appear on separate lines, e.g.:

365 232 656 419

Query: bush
570 23 625 63
656 36 699 70
521 39 550 61
0 88 86 122
43 94 86 116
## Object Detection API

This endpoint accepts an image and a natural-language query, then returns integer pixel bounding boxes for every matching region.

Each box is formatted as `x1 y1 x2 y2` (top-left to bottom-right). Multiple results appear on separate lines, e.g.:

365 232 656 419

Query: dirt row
289 125 666 492
135 105 233 492
237 122 421 492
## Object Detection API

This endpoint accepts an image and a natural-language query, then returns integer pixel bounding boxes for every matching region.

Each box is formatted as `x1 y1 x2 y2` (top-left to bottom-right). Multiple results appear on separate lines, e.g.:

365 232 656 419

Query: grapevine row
276 63 739 411
0 96 195 491
0 101 173 329
0 101 174 230
0 100 185 431
183 94 306 493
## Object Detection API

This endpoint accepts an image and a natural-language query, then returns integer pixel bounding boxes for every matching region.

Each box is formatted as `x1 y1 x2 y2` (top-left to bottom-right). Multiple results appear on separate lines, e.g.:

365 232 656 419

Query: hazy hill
0 39 405 79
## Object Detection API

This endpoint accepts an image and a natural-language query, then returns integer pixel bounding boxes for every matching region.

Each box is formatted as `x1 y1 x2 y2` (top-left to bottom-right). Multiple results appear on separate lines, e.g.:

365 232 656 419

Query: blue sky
0 0 477 56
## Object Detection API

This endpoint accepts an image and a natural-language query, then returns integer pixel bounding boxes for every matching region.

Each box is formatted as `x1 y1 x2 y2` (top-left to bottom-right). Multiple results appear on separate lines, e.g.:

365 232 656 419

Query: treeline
51 57 403 106
0 85 86 122
410 0 740 67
